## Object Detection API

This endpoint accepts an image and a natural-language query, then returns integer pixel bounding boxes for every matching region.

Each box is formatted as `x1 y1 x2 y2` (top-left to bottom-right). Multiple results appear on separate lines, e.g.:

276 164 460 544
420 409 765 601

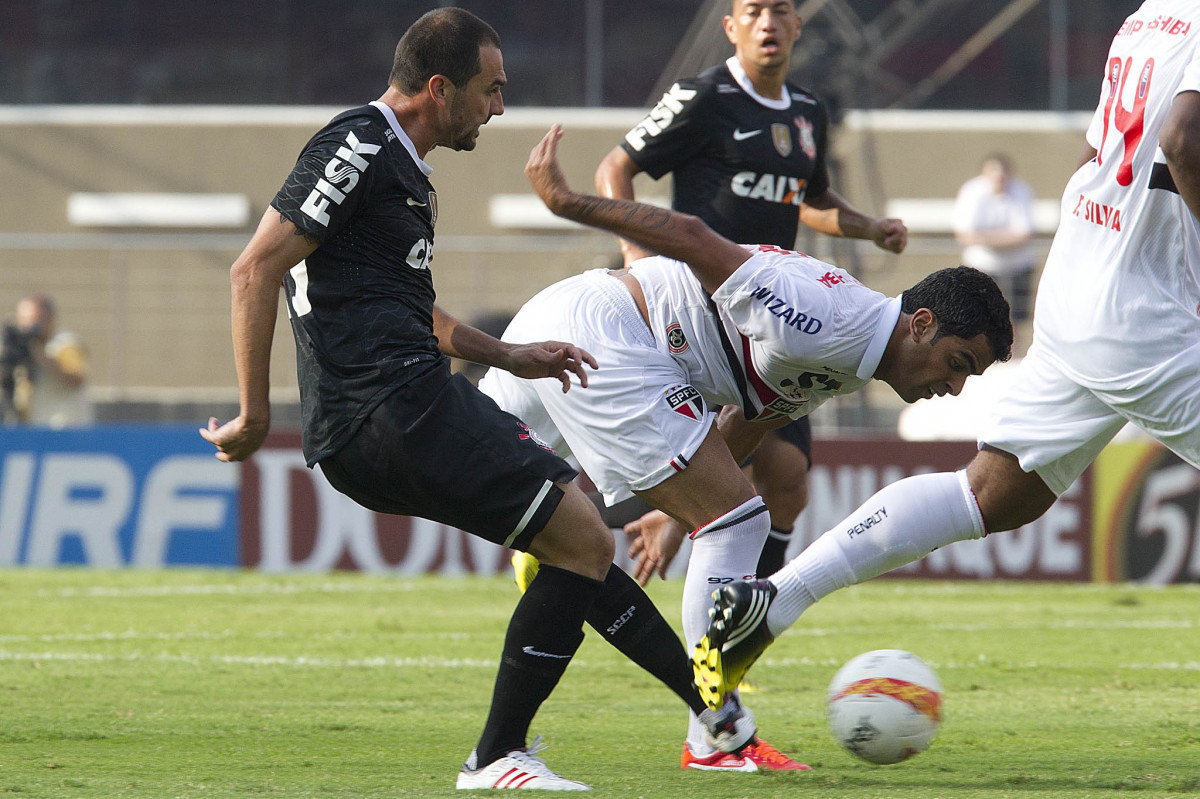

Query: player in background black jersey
597 0 907 580
590 0 907 770
200 8 752 790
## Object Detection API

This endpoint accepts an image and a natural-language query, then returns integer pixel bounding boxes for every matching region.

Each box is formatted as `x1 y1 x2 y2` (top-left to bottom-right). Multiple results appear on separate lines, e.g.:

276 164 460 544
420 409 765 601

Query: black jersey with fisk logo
272 102 443 465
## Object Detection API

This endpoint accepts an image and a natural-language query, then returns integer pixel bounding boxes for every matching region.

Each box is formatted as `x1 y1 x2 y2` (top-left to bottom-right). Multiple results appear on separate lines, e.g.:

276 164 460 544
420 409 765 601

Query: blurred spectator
954 154 1038 324
0 295 92 426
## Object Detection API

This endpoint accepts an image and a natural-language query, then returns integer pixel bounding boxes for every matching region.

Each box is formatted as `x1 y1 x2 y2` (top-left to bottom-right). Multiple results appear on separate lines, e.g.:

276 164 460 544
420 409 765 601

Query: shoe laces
746 739 795 768
505 736 557 777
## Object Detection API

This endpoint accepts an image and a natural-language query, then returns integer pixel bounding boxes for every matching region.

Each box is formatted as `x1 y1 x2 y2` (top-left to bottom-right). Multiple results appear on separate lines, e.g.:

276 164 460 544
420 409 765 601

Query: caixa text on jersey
731 172 807 205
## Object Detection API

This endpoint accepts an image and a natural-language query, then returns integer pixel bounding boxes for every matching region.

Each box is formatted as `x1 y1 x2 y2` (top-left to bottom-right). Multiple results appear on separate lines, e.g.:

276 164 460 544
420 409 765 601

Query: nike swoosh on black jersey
732 129 763 141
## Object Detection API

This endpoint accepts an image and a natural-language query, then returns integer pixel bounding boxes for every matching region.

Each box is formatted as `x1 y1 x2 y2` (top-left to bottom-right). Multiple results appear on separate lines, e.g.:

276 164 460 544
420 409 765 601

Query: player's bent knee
968 448 1056 533
763 481 808 514
530 483 614 580
755 474 808 526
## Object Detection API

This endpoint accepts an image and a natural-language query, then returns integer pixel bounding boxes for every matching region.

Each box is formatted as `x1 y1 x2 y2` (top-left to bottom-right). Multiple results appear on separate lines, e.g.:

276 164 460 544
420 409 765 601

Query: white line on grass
0 630 244 644
2 649 1197 673
0 651 504 668
763 656 1200 672
1 617 1189 648
36 581 1200 601
782 618 1196 637
0 630 471 644
38 581 429 599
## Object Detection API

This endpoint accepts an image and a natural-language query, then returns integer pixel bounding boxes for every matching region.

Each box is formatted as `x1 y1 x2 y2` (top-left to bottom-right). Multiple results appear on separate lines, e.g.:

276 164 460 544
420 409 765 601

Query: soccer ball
826 649 943 765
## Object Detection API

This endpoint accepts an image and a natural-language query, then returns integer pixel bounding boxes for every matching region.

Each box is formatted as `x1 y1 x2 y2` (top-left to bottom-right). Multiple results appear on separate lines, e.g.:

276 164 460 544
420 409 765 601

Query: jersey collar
369 100 433 177
857 297 902 381
726 57 791 111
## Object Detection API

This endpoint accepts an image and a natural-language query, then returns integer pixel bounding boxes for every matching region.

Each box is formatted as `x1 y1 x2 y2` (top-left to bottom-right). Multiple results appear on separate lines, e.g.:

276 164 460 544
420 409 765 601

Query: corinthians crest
794 118 817 159
427 190 439 226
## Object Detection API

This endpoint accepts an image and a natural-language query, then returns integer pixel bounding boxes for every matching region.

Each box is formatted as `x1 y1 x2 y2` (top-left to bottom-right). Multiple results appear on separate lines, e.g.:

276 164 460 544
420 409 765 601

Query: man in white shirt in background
954 154 1037 337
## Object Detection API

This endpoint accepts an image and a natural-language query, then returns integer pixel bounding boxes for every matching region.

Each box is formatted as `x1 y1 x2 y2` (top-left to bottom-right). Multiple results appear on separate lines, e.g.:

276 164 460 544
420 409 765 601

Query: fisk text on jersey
623 83 698 150
300 131 381 226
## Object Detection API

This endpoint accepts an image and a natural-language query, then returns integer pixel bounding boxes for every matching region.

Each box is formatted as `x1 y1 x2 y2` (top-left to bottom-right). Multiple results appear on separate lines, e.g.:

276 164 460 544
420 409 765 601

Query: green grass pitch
0 570 1197 797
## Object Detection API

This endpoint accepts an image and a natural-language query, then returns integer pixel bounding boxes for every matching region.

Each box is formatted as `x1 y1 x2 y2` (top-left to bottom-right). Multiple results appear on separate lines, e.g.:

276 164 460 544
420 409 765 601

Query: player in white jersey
483 125 1013 747
994 0 1200 486
690 0 1200 721
485 247 902 507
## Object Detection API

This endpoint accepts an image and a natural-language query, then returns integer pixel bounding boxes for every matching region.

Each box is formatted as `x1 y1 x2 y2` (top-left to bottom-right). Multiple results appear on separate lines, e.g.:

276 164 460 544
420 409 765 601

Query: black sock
474 564 603 766
585 563 708 717
756 524 794 577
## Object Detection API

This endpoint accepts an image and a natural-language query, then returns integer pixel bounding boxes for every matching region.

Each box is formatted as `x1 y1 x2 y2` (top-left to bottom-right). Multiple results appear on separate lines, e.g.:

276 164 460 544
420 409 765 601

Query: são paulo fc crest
794 118 816 159
665 322 689 353
664 384 706 422
770 123 792 157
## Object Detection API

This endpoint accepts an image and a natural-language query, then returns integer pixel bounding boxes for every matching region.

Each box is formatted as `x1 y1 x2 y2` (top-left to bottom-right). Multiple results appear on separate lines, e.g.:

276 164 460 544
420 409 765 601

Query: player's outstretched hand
525 124 573 215
625 509 686 585
872 217 909 254
200 415 269 462
504 340 598 393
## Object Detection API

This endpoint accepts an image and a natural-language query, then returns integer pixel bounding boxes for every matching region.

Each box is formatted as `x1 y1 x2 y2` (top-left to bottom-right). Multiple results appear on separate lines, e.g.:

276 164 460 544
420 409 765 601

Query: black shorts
318 366 577 551
741 415 813 467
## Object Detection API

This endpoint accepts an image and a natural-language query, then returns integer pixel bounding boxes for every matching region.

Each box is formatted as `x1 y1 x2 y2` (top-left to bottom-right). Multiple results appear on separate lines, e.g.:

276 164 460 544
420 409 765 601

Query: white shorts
977 338 1200 496
478 270 714 506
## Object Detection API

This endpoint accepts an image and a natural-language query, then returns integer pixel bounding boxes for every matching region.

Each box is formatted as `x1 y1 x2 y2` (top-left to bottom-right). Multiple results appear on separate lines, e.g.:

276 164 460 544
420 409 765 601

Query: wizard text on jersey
749 285 824 333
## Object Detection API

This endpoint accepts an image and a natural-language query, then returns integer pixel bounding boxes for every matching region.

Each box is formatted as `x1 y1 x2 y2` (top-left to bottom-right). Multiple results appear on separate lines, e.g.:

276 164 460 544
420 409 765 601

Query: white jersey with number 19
978 0 1200 496
1034 0 1200 386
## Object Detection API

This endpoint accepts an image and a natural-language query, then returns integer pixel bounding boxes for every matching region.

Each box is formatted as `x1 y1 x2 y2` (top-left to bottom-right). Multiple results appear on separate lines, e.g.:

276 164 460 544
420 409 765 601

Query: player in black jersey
590 0 908 771
200 8 750 791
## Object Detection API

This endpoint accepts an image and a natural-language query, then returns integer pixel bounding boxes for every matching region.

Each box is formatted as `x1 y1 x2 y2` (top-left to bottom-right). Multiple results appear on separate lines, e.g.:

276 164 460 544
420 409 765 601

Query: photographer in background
0 295 91 427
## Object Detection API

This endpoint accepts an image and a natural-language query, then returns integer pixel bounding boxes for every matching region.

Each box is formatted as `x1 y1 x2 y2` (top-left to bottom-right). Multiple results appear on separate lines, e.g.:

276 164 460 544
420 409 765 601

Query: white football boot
456 737 590 791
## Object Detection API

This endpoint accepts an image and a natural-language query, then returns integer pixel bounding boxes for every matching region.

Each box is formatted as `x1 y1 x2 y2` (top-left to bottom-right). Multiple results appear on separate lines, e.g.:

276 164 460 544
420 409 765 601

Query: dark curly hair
900 266 1014 363
389 8 501 95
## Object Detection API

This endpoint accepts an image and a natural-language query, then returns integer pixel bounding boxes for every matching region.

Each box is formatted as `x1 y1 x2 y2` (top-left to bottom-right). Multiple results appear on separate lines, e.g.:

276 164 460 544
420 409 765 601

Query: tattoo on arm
571 194 613 220
277 214 320 249
563 190 742 290
572 195 675 232
626 205 673 230
295 229 321 248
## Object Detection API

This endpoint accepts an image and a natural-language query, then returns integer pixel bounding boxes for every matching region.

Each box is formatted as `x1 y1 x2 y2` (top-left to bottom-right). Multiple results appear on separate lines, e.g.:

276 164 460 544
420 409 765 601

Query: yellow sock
511 551 540 594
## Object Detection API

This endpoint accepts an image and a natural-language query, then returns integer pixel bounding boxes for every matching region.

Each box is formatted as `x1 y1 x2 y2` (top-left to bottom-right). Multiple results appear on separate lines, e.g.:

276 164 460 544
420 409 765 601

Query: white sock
767 470 984 637
682 496 770 754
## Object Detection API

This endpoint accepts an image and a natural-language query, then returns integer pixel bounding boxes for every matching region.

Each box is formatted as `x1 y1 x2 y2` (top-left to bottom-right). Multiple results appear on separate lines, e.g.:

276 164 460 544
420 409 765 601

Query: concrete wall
0 106 1090 415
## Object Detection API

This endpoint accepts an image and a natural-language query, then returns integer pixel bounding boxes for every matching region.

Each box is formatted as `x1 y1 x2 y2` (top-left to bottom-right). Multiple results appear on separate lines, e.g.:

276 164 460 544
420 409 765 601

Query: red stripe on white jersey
739 333 783 410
